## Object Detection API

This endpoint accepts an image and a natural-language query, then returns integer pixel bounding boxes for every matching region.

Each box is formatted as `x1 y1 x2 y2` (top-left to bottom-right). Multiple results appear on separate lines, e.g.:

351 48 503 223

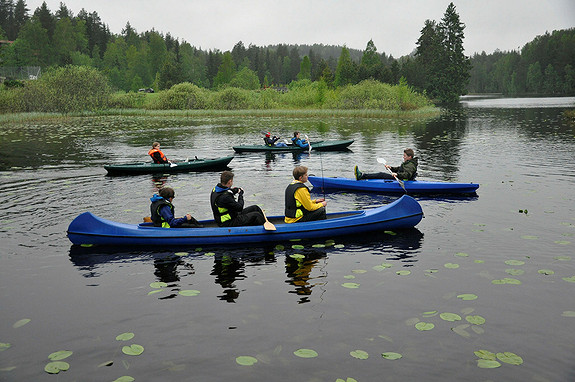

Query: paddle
262 210 276 231
304 134 312 153
377 157 407 193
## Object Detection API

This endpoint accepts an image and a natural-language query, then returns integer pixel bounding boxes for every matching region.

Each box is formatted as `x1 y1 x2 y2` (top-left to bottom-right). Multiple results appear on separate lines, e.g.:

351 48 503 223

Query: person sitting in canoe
148 142 172 164
150 187 202 228
354 148 418 181
291 132 309 149
210 171 266 227
285 165 327 223
264 132 288 147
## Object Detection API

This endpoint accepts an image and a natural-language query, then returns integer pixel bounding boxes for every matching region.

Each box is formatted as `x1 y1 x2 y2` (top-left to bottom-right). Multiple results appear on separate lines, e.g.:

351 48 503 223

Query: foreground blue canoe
67 195 423 246
308 176 479 195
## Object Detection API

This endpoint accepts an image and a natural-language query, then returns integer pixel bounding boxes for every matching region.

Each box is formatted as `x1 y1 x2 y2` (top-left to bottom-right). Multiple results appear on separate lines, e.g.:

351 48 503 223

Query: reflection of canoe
104 156 234 175
67 195 423 246
308 176 479 195
233 139 354 153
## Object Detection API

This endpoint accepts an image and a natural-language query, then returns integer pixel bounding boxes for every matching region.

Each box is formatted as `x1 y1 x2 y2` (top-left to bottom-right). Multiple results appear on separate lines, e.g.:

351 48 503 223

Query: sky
25 0 575 57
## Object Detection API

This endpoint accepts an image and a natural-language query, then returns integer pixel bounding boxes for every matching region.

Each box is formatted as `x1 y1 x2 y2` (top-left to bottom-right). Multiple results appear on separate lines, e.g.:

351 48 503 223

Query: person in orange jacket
148 142 172 164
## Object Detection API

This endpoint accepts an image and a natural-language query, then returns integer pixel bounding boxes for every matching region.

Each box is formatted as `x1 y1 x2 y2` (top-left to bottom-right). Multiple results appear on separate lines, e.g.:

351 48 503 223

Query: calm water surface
1 97 575 381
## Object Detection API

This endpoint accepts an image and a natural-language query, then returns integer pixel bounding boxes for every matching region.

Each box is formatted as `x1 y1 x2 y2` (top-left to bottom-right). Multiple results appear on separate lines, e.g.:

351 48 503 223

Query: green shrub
108 91 147 109
211 87 251 110
147 82 208 110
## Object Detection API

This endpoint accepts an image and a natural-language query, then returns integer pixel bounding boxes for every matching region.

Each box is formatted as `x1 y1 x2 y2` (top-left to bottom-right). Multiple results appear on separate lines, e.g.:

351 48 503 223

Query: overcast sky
25 0 575 57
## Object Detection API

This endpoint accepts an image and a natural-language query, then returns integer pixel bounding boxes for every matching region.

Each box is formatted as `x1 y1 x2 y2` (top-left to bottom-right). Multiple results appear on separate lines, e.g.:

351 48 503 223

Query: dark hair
404 148 415 158
159 187 175 199
293 131 299 137
292 165 308 180
152 141 160 148
220 170 234 184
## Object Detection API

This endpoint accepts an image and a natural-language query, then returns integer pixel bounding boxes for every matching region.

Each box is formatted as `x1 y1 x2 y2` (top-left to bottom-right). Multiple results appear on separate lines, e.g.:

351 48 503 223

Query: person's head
403 148 415 160
265 132 271 138
152 142 160 149
292 165 308 181
158 187 175 200
293 131 300 138
220 170 234 187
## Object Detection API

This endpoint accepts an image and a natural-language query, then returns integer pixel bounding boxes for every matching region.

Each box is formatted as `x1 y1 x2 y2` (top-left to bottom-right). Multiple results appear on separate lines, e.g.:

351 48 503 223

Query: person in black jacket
354 148 418 181
210 171 266 227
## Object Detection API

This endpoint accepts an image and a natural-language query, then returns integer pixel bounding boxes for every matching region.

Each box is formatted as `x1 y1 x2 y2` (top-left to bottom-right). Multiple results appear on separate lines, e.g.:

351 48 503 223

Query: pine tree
334 46 356 87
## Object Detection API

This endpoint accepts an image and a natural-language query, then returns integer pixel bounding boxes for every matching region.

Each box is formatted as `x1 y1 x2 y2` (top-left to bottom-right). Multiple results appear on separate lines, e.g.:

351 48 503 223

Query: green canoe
104 156 234 175
233 139 354 153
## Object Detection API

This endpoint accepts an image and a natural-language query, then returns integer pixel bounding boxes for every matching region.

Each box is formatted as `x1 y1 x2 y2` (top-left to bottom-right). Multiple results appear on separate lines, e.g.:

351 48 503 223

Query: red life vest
148 148 168 164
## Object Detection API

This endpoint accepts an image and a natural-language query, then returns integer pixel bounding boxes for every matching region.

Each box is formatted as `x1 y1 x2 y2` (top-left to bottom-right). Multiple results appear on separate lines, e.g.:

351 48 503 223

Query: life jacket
148 148 168 164
284 181 309 219
150 197 174 228
210 186 234 226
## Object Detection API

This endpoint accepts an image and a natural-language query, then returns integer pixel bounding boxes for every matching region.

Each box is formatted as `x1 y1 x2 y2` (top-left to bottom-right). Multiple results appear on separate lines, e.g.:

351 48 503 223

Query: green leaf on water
352 269 367 274
562 276 575 283
236 356 258 366
455 252 469 257
336 378 358 382
148 289 162 295
290 254 305 259
116 333 135 341
174 252 189 257
381 352 402 360
334 244 345 249
0 343 11 351
457 294 478 301
475 350 496 360
561 311 575 317
477 359 501 368
505 260 525 266
44 361 70 374
554 240 571 245
554 256 571 261
538 269 554 275
13 318 30 328
48 350 73 361
466 315 486 325
384 230 397 235
521 235 538 240
342 283 360 289
293 348 318 358
179 290 201 296
422 311 438 317
497 352 523 365
204 252 216 256
113 376 135 382
344 275 356 279
312 244 326 248
292 244 305 249
149 282 167 289
444 263 459 269
275 244 285 250
80 244 93 247
440 312 462 322
122 344 144 356
505 268 524 276
492 278 522 285
415 322 434 331
474 259 485 263
350 350 369 359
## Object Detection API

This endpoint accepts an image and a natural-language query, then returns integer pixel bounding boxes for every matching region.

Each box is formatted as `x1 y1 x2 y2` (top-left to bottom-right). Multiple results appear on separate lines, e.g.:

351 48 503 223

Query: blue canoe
308 176 479 195
67 195 423 246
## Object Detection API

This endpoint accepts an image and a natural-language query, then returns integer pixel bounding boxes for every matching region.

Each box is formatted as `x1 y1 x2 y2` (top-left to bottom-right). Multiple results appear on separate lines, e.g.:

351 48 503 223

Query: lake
1 97 575 381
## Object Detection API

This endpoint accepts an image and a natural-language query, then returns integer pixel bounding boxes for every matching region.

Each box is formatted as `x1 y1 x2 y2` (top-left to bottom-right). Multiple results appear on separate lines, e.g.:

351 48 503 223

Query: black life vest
150 198 175 227
210 187 234 226
284 182 309 219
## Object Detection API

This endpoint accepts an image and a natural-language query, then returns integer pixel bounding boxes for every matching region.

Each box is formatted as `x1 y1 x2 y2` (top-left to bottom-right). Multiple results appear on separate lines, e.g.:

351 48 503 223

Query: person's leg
361 172 394 180
297 207 326 222
229 205 266 226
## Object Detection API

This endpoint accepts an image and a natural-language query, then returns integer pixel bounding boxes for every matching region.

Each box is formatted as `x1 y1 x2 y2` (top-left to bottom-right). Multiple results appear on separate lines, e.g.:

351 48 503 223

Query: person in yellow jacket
284 166 327 223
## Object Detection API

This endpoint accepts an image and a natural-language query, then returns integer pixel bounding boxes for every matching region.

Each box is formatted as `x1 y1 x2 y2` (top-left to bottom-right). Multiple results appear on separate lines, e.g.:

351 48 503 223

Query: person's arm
158 205 188 227
396 162 416 180
294 187 324 211
219 190 244 212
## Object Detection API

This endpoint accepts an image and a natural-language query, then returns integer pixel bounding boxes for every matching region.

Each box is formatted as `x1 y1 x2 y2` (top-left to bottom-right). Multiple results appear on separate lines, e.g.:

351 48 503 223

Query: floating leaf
341 283 360 289
452 324 471 338
505 269 524 276
474 260 485 264
312 244 326 248
497 352 523 365
505 260 525 266
440 312 462 322
475 350 496 360
174 252 188 257
352 269 367 274
415 322 434 331
384 231 397 235
122 344 144 356
554 241 571 245
179 290 201 296
492 278 522 285
520 235 538 240
80 244 93 247
425 269 439 273
13 318 31 328
372 265 387 271
148 290 162 295
554 256 571 261
204 252 216 256
113 377 135 382
466 315 486 325
44 361 70 374
292 244 305 250
48 350 73 361
336 379 358 382
538 269 554 275
444 263 459 269
477 359 501 368
290 254 305 259
293 348 318 358
0 343 11 351
116 333 135 341
149 282 167 289
561 311 575 317
334 244 345 249
236 356 258 366
98 360 114 367
275 244 285 250
422 311 438 317
350 350 369 360
343 275 356 279
457 294 478 301
381 352 402 360
396 270 411 276
562 276 575 283
455 252 469 257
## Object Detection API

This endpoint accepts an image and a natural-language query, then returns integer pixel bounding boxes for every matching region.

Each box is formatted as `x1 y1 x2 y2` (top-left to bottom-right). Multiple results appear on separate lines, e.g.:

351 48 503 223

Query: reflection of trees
284 250 327 304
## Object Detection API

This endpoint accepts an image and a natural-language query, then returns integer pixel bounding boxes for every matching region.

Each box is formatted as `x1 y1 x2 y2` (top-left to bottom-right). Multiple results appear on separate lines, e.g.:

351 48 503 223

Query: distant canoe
67 195 423 247
308 176 479 195
104 156 234 175
233 139 354 153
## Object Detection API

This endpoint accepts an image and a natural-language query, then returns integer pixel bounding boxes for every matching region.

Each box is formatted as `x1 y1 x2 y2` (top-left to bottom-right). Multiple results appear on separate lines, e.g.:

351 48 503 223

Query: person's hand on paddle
315 198 327 207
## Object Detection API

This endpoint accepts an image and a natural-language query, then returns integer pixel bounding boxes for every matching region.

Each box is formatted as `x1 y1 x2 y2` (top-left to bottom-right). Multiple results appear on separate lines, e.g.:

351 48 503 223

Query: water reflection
284 249 327 304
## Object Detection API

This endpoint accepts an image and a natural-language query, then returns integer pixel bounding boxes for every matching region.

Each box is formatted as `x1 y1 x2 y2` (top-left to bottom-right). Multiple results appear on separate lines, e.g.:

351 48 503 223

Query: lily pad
381 352 402 360
122 344 144 356
0 343 11 351
352 269 367 274
554 256 571 261
504 260 525 266
350 350 369 359
179 289 201 296
505 269 524 276
12 318 31 328
561 311 575 317
444 263 459 269
474 350 496 360
466 315 486 325
554 240 571 245
342 282 360 289
174 252 189 257
275 244 285 250
452 324 471 338
492 278 522 285
236 356 258 366
396 270 411 276
538 269 554 275
292 244 305 250
312 244 326 248
415 322 434 331
455 252 469 257
48 350 73 361
497 352 523 365
457 293 478 301
562 276 575 283
336 378 358 382
113 377 135 382
422 311 438 317
343 275 356 279
520 235 538 240
440 312 462 322
149 282 167 289
293 348 318 358
290 254 305 259
477 359 501 368
204 252 216 256
334 244 345 249
116 333 135 341
44 361 70 374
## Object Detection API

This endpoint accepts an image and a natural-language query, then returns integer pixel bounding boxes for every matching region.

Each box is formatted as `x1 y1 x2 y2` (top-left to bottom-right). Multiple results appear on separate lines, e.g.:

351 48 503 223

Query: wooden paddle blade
262 210 277 231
